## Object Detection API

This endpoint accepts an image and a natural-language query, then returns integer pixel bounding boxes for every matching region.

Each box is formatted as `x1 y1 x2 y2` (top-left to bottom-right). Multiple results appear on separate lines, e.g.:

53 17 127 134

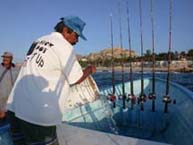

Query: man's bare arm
73 65 96 85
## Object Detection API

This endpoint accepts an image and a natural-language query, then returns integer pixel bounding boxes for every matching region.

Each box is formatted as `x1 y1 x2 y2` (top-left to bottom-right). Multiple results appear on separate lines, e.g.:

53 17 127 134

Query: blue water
93 71 193 92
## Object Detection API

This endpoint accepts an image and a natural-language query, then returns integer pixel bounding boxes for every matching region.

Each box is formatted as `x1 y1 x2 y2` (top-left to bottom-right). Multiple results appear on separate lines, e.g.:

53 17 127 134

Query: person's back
6 16 96 145
7 32 82 125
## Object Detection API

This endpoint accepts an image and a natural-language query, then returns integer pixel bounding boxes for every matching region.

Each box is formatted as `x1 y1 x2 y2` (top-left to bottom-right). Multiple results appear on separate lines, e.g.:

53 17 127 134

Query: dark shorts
7 111 58 145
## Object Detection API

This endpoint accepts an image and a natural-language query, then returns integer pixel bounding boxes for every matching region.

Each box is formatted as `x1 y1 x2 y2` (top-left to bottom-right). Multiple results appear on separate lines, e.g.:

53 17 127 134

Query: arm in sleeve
61 48 83 85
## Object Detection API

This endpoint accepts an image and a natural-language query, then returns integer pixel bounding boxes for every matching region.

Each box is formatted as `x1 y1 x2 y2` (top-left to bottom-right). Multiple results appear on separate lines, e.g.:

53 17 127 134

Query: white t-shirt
7 32 83 126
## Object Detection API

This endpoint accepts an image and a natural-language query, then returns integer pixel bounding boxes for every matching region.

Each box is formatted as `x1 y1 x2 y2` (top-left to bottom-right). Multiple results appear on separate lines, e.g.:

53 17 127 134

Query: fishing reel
163 94 176 113
118 94 127 109
137 93 147 111
163 95 171 113
127 94 136 104
148 93 156 100
107 94 116 102
127 94 136 110
118 94 127 101
107 94 116 108
163 95 171 104
137 93 147 104
163 95 176 104
149 93 156 112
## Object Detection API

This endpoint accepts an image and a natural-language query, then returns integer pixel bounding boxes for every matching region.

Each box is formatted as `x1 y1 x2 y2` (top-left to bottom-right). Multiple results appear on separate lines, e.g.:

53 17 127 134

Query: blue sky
0 0 193 61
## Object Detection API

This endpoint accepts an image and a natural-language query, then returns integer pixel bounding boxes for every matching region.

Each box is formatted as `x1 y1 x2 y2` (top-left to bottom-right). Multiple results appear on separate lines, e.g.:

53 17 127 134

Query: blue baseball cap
62 16 87 40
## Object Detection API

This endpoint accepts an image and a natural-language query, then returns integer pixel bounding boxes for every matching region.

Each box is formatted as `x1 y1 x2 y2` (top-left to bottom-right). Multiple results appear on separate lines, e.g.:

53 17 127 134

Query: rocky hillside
78 48 137 61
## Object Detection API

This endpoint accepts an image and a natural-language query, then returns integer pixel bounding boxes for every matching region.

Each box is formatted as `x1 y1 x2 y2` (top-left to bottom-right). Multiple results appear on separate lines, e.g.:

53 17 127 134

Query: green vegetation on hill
78 48 193 68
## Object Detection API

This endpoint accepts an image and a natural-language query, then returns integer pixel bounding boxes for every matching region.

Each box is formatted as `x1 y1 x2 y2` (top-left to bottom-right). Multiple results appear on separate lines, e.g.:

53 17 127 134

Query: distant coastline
96 66 193 73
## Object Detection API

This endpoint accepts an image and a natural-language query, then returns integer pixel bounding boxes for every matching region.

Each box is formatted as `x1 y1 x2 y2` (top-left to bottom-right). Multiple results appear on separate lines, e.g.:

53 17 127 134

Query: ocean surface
93 71 193 92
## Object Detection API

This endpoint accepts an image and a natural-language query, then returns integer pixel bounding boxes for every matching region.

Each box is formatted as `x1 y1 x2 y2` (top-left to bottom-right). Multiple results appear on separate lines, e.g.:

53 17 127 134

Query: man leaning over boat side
0 52 19 123
6 16 96 145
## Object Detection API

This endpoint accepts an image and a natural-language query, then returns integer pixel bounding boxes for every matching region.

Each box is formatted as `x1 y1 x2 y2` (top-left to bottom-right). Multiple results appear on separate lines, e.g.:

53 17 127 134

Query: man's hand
0 111 6 119
87 65 96 74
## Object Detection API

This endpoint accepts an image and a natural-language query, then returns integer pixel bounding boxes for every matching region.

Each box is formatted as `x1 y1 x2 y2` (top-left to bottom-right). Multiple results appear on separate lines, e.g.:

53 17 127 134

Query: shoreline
96 66 193 73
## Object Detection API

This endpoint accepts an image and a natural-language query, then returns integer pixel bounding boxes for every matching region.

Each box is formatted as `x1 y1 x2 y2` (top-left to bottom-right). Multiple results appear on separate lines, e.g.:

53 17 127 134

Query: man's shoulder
35 32 74 58
37 32 68 46
38 32 61 40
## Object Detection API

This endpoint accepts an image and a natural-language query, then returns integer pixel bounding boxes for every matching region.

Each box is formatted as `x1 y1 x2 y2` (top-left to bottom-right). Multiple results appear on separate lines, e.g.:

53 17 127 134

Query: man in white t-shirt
7 16 96 145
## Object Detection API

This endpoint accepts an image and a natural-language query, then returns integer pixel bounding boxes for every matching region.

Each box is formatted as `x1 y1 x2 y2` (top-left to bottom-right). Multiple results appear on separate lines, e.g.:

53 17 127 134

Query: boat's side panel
62 99 117 133
57 123 171 145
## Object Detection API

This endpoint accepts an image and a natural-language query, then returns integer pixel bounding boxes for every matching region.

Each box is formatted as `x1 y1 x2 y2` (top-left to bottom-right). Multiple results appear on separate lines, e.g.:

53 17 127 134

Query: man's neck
1 63 12 69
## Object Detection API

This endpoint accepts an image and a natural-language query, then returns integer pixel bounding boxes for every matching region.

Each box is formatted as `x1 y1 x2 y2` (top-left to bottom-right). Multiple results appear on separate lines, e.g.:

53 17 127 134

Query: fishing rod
118 0 126 109
126 0 136 110
108 14 116 108
163 0 173 113
138 0 146 111
148 0 156 112
110 14 115 97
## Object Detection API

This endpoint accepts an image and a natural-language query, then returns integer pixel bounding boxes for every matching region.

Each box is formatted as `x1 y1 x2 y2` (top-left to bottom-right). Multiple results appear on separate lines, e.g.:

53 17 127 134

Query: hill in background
77 48 137 61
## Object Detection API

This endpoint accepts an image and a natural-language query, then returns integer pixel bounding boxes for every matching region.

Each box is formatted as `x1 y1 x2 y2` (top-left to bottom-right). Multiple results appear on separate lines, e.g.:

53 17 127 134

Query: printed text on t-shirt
28 41 54 67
